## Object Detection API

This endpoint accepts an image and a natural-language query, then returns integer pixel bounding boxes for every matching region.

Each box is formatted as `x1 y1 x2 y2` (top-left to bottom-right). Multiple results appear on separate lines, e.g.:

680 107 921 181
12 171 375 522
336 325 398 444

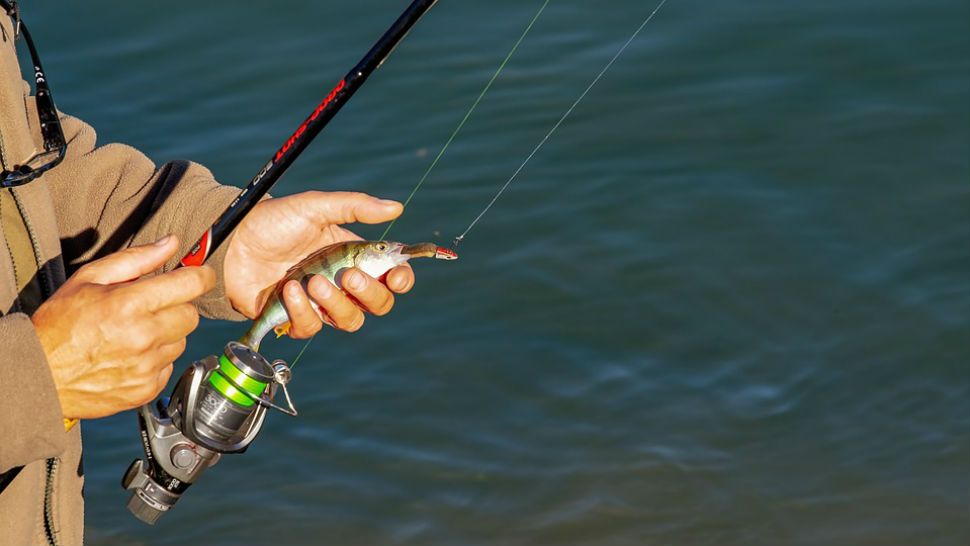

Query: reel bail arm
122 342 297 524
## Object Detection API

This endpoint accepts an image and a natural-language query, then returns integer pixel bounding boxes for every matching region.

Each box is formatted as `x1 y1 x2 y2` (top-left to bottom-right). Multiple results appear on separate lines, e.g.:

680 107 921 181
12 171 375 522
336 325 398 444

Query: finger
136 353 178 405
157 339 188 366
385 265 415 294
150 303 201 346
343 268 394 317
156 363 175 393
74 235 179 285
281 280 324 338
300 191 403 226
133 340 183 396
124 265 216 312
306 274 365 331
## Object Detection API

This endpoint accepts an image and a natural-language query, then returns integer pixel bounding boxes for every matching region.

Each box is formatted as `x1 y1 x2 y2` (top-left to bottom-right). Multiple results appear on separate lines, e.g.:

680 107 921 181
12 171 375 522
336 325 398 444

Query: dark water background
25 0 969 544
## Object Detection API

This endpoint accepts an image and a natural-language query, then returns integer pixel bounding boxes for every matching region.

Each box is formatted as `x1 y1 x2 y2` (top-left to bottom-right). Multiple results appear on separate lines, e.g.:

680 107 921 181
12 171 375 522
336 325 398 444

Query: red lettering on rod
274 79 347 162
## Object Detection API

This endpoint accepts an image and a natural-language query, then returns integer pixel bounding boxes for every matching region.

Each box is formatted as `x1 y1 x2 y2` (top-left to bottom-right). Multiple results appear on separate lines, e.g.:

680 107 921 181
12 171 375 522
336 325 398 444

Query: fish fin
274 321 292 338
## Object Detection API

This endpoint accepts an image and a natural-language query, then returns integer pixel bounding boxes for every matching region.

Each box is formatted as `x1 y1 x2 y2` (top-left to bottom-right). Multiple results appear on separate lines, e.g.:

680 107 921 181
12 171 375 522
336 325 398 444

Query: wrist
31 309 83 423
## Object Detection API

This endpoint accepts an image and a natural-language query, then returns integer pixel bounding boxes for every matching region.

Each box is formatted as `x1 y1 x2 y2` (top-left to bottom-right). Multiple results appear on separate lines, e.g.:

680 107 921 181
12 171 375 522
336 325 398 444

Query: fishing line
293 0 550 368
289 332 316 370
380 0 550 241
452 0 669 247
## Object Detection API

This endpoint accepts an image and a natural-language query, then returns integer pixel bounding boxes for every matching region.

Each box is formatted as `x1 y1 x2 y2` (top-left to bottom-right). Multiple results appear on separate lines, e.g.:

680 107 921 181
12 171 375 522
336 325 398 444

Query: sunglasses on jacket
1 0 67 188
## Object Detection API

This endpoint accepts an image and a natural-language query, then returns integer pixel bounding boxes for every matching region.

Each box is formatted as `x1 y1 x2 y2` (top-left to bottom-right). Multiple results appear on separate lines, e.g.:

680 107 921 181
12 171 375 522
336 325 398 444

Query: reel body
122 341 296 524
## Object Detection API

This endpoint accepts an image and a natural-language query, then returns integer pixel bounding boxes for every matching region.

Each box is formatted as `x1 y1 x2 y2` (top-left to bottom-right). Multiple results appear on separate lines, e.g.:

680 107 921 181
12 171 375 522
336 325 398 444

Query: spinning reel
122 341 297 524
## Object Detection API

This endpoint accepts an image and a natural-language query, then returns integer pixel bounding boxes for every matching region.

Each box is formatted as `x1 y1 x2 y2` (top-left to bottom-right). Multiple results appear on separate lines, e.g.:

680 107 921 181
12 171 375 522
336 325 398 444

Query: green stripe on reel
209 355 268 407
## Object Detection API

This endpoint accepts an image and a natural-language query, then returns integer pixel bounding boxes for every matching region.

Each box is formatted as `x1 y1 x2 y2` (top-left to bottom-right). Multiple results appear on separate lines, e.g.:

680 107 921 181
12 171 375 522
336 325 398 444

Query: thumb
306 191 403 226
75 235 179 285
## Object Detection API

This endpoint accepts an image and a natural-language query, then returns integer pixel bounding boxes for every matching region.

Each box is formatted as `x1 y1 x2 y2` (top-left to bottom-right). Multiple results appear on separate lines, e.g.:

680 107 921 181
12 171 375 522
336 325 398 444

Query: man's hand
31 236 214 420
223 191 415 338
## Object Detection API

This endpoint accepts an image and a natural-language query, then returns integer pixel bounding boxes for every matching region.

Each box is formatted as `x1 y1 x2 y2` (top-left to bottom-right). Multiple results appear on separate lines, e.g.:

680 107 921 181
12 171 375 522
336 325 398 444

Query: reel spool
122 341 297 524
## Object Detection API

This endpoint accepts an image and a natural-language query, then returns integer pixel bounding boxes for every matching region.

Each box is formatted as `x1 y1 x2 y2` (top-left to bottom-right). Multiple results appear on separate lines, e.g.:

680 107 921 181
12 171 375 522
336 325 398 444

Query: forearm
37 106 244 320
0 314 67 472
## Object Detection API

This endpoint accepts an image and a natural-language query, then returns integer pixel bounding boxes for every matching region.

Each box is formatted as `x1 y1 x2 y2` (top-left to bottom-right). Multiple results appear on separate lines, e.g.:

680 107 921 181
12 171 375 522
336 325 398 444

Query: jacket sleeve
0 314 67 472
36 105 246 321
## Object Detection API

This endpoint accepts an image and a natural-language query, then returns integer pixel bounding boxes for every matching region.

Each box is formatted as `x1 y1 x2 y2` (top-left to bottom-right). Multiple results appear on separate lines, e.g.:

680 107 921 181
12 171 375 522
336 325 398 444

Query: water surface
25 0 969 544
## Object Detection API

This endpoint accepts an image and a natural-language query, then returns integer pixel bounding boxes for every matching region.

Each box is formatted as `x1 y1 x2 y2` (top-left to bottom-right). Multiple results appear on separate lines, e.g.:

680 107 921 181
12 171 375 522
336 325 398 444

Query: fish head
354 241 411 278
355 240 458 279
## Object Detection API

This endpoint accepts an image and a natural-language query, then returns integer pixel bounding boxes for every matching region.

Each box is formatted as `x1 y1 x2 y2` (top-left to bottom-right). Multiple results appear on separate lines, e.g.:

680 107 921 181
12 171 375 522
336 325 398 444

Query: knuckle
110 288 143 317
73 263 95 282
156 364 175 389
135 358 158 378
129 327 156 352
307 321 323 336
292 317 322 339
73 283 99 301
131 367 162 398
163 341 186 363
118 297 141 319
127 332 148 352
179 303 201 330
373 293 394 316
286 319 304 337
344 313 365 333
328 303 352 325
183 269 211 299
320 312 338 329
136 383 162 406
196 266 217 291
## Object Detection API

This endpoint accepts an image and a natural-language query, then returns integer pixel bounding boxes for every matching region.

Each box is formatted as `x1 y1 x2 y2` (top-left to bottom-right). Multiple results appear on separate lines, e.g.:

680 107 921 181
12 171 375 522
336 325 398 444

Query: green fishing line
289 332 316 370
293 1 550 369
379 0 550 241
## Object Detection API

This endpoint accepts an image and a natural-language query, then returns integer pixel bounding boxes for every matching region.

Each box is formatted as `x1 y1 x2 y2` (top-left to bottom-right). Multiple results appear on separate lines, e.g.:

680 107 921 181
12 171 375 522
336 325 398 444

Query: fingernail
379 198 400 207
313 276 333 298
154 235 173 246
346 270 365 291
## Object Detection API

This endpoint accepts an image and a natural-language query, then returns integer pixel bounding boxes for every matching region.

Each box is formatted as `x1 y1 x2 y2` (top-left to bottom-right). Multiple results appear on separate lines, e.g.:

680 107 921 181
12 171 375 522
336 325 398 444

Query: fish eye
376 242 387 251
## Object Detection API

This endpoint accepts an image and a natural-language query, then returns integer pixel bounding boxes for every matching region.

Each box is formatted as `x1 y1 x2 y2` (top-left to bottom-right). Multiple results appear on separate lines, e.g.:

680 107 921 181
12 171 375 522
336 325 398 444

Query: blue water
24 0 970 544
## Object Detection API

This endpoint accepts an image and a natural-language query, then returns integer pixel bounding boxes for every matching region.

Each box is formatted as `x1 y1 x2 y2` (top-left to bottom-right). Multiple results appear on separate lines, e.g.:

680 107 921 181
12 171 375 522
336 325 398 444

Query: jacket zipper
43 457 59 546
10 190 51 297
11 190 60 545
0 104 8 170
0 127 8 171
0 191 23 313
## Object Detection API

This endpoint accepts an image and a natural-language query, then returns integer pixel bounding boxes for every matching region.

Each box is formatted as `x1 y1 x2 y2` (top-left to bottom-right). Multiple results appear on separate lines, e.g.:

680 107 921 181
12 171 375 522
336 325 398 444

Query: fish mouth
401 242 459 260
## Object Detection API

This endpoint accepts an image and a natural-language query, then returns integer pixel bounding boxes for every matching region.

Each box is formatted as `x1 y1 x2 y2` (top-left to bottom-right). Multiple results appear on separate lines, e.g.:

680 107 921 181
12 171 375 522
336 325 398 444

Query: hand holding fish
223 191 414 338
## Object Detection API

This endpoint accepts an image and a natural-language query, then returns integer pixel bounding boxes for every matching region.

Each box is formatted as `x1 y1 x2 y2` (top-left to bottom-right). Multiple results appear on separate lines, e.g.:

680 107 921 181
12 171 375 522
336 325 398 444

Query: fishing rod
122 0 439 525
180 0 438 267
287 0 552 369
289 0 671 369
124 0 671 526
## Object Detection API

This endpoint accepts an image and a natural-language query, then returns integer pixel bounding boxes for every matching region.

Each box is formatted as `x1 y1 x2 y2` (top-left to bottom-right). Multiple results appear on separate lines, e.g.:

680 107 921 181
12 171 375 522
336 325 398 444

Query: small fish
240 241 457 351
